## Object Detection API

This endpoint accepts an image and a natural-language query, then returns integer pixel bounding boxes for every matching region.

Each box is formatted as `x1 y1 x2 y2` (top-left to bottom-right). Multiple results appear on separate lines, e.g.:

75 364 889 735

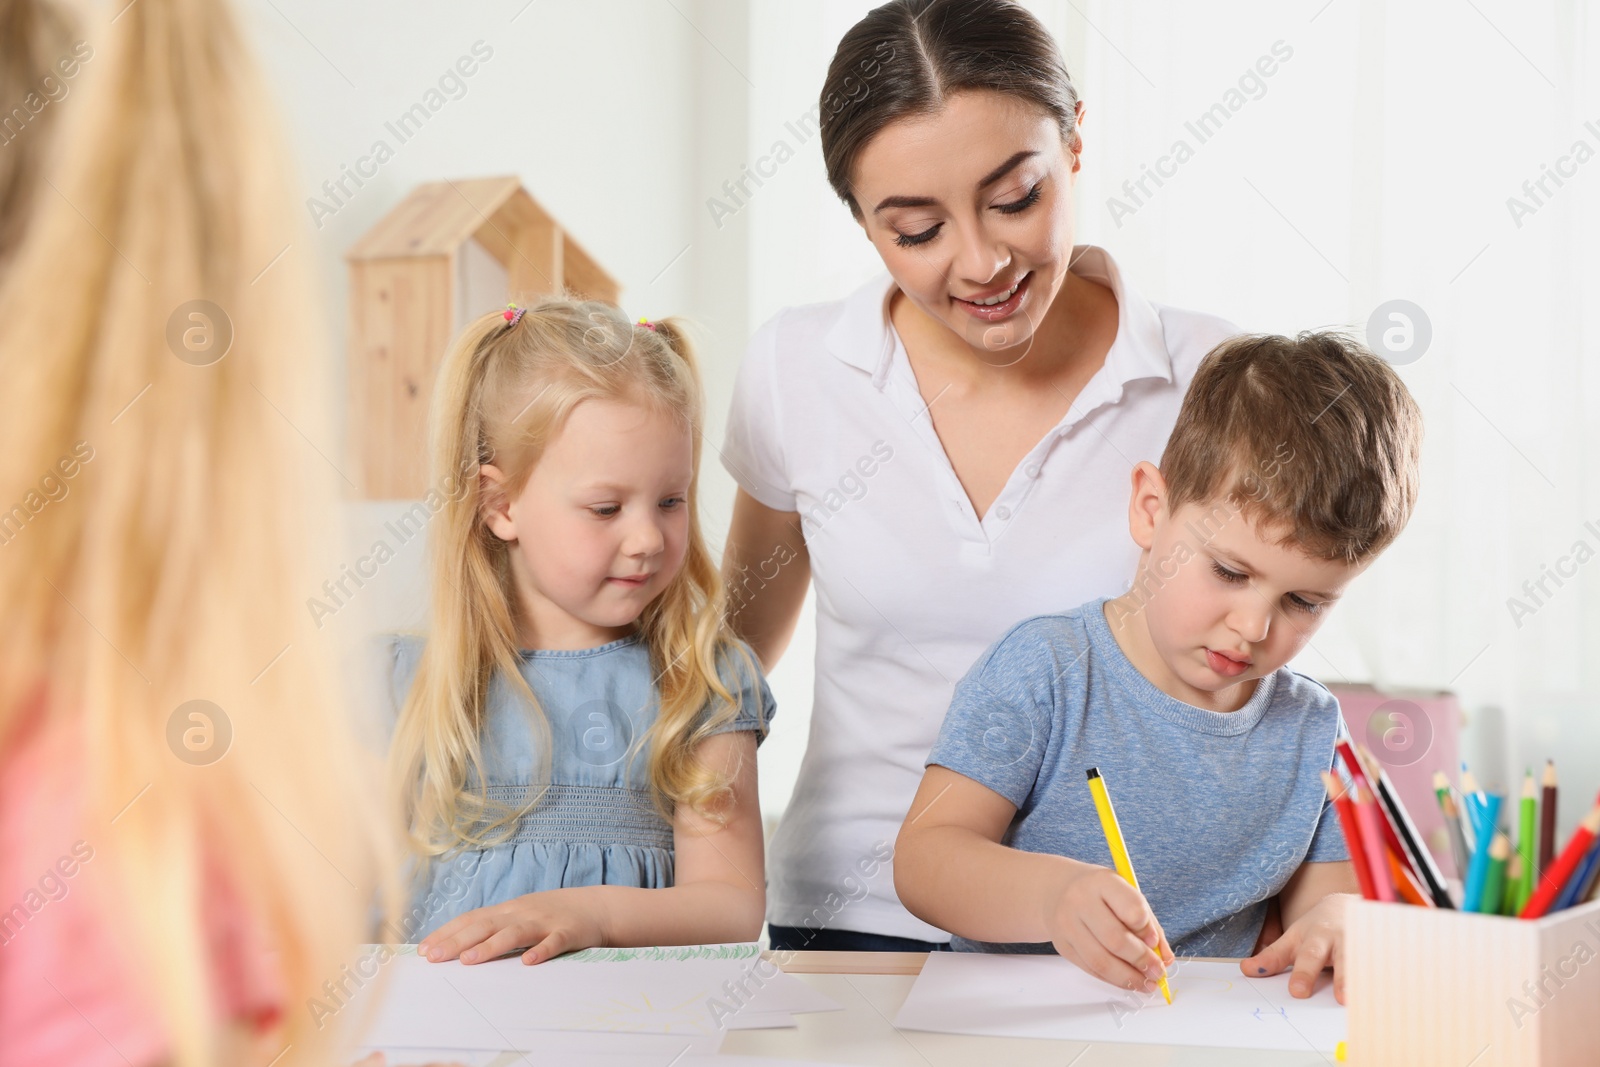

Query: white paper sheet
351 1049 503 1067
351 943 835 1050
719 1011 796 1030
355 1028 724 1063
488 1029 723 1059
894 953 1346 1053
355 1049 867 1067
677 1059 871 1066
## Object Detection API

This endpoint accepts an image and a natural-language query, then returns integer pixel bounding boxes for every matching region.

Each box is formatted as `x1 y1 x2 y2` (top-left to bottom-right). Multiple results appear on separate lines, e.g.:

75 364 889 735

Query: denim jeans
767 924 952 952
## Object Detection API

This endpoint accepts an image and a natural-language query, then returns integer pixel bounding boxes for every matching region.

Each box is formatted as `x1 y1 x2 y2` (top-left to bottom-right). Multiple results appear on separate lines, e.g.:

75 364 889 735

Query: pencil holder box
1346 897 1600 1066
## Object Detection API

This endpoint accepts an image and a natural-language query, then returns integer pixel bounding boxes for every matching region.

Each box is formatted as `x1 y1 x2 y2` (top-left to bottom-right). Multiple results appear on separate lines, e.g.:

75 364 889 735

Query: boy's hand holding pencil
1043 861 1175 996
1049 767 1177 1004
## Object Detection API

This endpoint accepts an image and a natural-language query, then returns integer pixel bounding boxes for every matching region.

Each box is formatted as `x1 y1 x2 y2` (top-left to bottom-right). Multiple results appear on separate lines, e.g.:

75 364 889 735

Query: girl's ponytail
645 317 697 373
390 313 551 858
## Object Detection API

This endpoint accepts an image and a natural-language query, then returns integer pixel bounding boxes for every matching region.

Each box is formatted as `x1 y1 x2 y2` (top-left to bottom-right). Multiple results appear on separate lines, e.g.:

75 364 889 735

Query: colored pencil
1323 771 1377 901
1462 793 1503 914
1517 771 1537 912
1386 847 1431 907
1521 803 1600 920
1551 836 1600 914
1359 746 1452 908
1579 842 1600 905
1503 854 1523 916
1538 760 1558 877
1354 782 1396 903
1460 764 1486 837
1434 771 1470 882
1478 834 1509 916
1086 768 1171 1003
1551 789 1600 912
1458 782 1478 854
1337 741 1412 877
1589 790 1600 905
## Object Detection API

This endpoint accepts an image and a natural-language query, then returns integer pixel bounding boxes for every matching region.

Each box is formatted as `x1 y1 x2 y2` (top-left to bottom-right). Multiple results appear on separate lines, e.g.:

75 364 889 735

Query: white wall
239 0 797 802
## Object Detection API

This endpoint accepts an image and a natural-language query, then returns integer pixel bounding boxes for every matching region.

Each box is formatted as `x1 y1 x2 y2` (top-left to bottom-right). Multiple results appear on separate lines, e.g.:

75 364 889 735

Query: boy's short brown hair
1160 331 1423 563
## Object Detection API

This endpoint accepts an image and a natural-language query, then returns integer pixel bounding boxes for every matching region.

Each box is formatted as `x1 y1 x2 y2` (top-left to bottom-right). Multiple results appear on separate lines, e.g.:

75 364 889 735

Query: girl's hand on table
419 887 607 965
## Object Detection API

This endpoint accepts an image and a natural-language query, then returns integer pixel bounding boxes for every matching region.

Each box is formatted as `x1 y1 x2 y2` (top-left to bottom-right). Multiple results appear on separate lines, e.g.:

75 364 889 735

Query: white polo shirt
721 245 1237 941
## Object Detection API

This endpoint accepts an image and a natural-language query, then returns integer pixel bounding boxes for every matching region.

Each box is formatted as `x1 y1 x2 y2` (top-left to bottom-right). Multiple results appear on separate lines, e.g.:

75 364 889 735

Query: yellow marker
1336 1039 1347 1061
1086 766 1172 1004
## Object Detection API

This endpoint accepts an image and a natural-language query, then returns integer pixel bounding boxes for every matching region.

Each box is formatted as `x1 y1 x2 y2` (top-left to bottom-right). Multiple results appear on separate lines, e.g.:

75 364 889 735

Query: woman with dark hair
721 0 1237 951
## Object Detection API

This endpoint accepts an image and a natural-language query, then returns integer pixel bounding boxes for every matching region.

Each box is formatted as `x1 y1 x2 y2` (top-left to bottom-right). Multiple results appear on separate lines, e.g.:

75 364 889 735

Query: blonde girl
391 302 774 966
0 0 395 1065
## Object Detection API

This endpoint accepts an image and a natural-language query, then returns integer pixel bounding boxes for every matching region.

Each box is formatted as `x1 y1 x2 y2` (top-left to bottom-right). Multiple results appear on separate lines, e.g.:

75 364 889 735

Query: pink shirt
0 702 281 1067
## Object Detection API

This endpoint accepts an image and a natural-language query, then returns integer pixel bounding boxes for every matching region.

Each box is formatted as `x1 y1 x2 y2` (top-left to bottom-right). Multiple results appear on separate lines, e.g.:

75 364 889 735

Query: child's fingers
1053 916 1132 989
1286 929 1333 998
1099 877 1161 948
1084 905 1168 980
460 922 542 965
1332 932 1346 1005
1051 872 1166 991
1061 936 1148 992
1240 923 1299 979
1071 914 1160 992
521 926 574 965
428 913 516 963
1142 917 1175 967
419 911 489 961
1090 880 1168 975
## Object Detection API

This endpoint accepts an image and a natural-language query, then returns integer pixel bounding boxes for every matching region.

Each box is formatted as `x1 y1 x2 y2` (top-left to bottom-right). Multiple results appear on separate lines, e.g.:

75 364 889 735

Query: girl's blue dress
388 632 775 936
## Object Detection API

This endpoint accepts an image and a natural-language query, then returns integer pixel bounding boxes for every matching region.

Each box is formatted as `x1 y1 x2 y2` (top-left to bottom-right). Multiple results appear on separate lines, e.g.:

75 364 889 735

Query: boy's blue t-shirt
926 597 1348 958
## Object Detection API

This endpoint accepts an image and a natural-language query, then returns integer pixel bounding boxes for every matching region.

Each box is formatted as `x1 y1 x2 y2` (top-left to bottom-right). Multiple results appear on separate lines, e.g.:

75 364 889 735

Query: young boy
895 332 1422 1005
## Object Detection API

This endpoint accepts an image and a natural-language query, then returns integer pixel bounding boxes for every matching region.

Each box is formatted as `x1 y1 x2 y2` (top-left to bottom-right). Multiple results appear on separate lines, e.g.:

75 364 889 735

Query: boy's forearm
1280 860 1360 927
580 881 766 947
896 823 1089 943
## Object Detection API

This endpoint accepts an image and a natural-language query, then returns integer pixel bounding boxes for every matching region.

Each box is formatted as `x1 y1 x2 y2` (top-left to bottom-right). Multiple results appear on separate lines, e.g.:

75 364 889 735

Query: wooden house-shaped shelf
346 176 621 499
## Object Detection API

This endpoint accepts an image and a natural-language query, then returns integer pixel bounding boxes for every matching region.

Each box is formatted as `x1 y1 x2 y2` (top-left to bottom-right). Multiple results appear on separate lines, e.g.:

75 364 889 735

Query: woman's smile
952 270 1032 320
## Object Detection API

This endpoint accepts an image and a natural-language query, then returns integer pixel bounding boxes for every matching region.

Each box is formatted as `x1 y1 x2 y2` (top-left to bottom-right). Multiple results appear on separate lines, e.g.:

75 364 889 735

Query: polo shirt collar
822 245 1175 395
823 269 900 383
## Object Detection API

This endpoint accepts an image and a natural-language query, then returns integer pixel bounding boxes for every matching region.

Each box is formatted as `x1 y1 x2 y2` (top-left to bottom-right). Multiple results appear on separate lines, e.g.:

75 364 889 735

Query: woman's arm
722 489 810 671
895 765 1172 992
420 731 765 964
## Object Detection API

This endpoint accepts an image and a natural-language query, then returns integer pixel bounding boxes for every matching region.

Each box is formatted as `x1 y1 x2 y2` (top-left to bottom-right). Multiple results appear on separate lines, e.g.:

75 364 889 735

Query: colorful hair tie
637 317 657 331
503 303 526 327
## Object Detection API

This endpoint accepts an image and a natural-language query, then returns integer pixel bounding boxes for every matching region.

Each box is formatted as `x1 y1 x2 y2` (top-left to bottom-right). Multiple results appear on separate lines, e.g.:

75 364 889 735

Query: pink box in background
1327 685 1464 879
